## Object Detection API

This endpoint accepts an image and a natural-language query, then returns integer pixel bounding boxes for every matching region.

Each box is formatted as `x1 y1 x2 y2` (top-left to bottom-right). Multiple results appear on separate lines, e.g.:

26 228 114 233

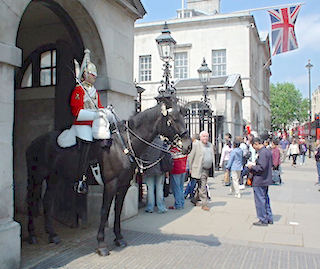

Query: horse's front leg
96 181 116 256
114 184 130 247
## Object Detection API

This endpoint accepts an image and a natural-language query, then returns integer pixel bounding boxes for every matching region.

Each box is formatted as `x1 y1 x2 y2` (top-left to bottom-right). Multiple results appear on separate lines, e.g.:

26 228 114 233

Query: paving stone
19 157 320 269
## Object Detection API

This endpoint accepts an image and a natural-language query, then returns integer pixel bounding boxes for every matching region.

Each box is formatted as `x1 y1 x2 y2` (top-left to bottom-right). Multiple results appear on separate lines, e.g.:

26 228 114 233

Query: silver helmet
79 49 97 80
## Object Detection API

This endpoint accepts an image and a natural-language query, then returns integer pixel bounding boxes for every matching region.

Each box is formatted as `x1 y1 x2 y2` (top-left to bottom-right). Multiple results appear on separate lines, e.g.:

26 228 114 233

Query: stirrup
74 175 88 194
90 163 104 186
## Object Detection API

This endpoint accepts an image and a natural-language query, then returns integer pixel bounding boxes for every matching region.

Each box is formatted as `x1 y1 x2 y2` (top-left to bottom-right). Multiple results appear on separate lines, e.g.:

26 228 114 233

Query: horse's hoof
96 247 110 256
81 223 89 229
81 219 89 229
114 238 127 247
49 235 61 244
26 235 38 244
70 222 79 229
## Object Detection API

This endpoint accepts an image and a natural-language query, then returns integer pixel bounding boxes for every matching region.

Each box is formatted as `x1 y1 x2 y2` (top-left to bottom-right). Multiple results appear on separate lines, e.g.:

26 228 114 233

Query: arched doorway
14 0 105 214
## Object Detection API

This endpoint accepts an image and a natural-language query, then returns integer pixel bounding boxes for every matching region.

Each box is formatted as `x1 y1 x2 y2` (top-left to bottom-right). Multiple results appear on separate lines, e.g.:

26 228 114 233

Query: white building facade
134 0 271 140
312 86 320 118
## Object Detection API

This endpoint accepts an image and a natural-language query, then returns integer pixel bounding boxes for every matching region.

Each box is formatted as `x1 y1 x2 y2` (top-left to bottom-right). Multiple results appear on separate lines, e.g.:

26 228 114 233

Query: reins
110 102 188 173
125 121 172 172
110 109 172 172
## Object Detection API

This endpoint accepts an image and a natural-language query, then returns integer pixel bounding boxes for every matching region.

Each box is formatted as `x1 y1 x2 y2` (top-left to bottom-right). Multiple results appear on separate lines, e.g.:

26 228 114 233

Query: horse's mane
128 104 160 129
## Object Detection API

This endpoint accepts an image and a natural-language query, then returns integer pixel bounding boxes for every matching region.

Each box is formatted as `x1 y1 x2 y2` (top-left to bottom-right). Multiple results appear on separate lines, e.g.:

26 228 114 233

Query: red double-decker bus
292 120 320 140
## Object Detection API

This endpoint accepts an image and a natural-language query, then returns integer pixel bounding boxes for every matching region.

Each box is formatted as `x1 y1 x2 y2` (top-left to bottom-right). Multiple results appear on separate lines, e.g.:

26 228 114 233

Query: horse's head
157 98 192 155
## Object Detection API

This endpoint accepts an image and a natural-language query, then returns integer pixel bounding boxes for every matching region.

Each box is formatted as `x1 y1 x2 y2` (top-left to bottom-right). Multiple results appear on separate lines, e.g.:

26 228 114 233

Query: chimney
187 0 220 14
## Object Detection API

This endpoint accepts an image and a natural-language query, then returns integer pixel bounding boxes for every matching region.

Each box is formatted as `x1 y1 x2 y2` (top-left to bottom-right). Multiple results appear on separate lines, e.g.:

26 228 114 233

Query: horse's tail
26 140 45 218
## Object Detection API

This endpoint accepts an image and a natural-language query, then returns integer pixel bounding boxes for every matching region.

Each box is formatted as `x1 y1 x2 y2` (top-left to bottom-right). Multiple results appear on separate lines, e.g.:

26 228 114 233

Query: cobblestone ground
20 156 320 269
28 228 320 269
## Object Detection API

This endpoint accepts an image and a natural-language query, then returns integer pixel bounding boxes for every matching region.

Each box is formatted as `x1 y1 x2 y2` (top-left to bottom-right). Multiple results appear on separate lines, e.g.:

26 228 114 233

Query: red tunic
70 84 103 126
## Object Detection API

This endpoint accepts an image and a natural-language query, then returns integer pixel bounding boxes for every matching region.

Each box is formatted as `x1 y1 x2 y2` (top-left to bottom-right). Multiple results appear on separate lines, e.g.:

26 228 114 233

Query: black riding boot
74 139 91 194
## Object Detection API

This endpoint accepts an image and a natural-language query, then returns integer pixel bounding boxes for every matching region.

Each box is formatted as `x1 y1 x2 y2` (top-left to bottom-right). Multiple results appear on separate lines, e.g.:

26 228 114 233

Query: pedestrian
219 140 233 186
225 133 232 144
279 135 290 163
271 140 282 184
299 138 307 165
247 133 257 163
142 135 168 214
188 131 215 211
247 137 273 226
288 138 299 167
314 139 320 186
225 140 243 198
169 146 188 210
184 134 199 199
237 135 250 189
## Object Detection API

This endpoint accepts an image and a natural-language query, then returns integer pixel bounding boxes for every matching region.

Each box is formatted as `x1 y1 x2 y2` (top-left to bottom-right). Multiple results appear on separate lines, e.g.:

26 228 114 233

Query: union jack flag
267 5 301 55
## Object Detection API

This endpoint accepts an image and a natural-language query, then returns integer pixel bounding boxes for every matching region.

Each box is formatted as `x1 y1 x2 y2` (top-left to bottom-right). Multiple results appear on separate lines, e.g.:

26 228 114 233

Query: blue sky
138 0 320 99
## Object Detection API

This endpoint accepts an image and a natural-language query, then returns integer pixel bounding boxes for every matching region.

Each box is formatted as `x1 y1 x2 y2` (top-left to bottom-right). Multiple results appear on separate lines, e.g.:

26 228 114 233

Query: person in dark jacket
141 135 168 213
247 137 273 226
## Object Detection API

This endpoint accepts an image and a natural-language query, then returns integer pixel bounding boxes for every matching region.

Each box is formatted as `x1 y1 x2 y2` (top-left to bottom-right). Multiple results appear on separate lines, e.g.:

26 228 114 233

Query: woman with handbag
299 139 307 165
288 139 299 167
220 141 233 186
271 140 282 184
226 140 243 198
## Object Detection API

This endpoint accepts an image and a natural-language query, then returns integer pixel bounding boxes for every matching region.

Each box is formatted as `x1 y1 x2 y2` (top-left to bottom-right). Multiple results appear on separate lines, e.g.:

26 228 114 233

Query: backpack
302 144 307 153
243 144 252 160
160 152 173 172
315 150 320 162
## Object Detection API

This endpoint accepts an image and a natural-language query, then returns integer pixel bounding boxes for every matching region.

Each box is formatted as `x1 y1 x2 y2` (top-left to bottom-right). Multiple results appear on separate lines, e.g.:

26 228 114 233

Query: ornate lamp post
305 59 313 157
197 57 212 112
155 22 176 95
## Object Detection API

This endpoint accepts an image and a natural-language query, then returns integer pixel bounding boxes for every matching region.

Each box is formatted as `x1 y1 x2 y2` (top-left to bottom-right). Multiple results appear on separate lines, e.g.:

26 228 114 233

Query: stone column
0 42 22 269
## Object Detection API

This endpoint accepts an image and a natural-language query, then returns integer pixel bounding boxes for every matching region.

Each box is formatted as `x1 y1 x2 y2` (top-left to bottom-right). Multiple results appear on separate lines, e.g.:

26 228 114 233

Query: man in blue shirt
279 135 290 163
247 137 273 226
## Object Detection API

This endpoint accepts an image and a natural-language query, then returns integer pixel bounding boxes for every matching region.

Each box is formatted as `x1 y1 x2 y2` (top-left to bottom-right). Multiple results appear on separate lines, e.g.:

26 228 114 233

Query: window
174 52 188 79
40 50 56 86
212 49 226 76
19 45 58 89
139 55 151 82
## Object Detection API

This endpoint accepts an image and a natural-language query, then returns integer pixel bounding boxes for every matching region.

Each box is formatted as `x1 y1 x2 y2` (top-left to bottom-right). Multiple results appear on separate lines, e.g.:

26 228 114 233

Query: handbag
272 170 281 183
247 172 253 186
223 170 230 183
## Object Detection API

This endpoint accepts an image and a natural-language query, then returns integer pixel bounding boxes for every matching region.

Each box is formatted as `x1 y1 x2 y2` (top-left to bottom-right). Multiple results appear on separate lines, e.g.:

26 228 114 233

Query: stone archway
14 0 107 214
1 0 143 266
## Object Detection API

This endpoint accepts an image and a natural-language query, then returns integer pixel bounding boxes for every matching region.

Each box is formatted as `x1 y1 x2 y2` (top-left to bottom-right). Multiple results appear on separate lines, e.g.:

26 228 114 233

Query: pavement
21 156 320 268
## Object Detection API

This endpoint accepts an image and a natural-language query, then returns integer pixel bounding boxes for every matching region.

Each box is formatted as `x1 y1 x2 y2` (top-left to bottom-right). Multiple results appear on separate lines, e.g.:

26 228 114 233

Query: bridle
121 103 188 172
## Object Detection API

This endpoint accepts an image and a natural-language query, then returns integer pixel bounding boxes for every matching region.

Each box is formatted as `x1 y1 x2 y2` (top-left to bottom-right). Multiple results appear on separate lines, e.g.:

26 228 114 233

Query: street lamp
155 22 176 95
305 59 313 157
197 57 212 111
134 80 145 113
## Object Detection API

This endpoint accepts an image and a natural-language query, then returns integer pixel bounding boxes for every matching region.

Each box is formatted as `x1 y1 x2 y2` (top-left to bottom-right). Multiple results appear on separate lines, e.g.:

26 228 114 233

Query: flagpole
182 0 185 18
230 2 306 13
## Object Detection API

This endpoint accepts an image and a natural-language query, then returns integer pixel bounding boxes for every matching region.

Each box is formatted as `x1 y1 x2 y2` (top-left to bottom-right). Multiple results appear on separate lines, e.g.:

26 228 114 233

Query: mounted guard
57 49 114 194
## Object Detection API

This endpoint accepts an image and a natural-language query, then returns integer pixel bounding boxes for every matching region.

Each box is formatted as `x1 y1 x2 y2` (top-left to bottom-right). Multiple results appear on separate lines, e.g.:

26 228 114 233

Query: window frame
139 55 152 82
174 52 188 79
17 44 57 89
212 49 226 76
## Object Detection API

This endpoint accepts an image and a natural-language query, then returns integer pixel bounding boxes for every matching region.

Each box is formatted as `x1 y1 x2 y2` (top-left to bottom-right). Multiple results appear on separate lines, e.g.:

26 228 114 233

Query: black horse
26 97 192 256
